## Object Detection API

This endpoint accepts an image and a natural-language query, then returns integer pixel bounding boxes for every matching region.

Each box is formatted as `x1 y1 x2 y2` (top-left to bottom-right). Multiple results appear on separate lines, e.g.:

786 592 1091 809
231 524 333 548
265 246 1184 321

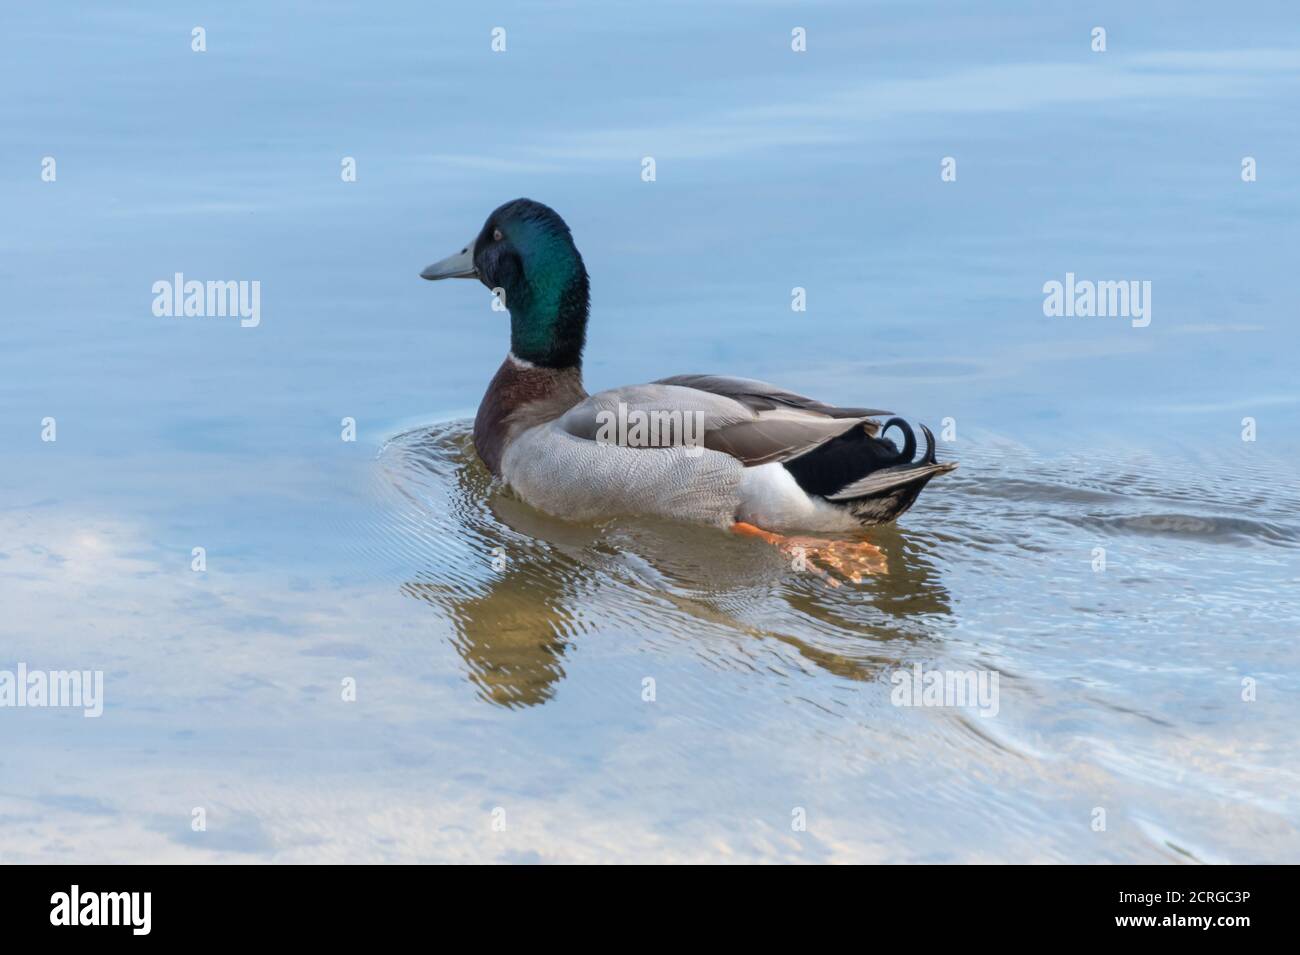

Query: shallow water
2 2 1299 862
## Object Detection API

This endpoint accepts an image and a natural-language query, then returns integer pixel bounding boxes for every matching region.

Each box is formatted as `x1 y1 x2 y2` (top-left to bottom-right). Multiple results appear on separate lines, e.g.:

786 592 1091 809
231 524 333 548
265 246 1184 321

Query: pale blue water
1 2 1298 862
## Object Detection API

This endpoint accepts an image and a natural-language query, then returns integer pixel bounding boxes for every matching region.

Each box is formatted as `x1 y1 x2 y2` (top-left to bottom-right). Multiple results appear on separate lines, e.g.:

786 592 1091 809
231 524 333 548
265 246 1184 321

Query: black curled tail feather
880 417 916 465
780 413 956 514
919 423 937 464
822 417 955 505
782 416 926 499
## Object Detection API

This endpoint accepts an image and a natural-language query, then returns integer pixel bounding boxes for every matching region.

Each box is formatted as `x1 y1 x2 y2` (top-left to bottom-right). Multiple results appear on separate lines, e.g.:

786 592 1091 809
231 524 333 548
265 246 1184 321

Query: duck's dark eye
492 228 503 242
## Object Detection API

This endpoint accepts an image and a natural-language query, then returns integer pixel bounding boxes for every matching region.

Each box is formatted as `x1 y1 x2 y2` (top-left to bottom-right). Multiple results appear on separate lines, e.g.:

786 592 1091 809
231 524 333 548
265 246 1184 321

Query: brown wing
654 374 890 432
556 383 878 467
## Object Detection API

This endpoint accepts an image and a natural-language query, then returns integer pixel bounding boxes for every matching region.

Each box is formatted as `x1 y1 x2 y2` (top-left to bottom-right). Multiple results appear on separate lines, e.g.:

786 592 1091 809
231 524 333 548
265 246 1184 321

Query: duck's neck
506 249 590 369
473 353 587 476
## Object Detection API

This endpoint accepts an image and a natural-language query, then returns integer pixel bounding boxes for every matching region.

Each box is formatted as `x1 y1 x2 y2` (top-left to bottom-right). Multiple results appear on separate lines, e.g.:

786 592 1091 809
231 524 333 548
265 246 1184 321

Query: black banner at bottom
0 864 1285 941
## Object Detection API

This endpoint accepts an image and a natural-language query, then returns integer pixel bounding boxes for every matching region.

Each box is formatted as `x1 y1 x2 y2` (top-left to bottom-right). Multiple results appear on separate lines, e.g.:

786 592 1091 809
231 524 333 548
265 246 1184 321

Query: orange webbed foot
732 522 887 585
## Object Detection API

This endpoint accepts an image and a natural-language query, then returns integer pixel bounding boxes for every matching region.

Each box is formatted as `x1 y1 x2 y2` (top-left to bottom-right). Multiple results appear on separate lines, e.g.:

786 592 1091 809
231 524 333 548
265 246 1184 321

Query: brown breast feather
473 357 587 475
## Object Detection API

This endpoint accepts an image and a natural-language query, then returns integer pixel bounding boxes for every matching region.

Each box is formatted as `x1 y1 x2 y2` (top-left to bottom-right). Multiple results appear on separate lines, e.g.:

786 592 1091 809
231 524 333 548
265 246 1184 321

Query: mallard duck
419 199 955 543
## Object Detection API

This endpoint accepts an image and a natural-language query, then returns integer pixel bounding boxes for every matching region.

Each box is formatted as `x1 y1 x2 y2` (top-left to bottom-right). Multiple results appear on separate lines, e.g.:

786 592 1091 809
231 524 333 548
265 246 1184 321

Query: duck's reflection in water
390 423 952 708
403 567 577 709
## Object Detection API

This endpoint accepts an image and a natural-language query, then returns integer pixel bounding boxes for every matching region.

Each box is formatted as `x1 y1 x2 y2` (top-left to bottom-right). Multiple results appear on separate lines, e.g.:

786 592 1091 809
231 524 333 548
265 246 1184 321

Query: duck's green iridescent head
420 198 590 369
